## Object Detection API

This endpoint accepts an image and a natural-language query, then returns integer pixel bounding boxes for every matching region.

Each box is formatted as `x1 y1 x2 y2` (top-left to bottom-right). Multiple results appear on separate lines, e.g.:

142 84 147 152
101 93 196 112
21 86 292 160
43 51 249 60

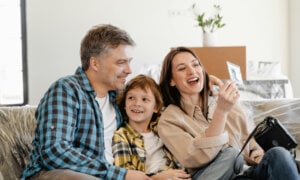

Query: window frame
0 0 28 106
21 0 28 106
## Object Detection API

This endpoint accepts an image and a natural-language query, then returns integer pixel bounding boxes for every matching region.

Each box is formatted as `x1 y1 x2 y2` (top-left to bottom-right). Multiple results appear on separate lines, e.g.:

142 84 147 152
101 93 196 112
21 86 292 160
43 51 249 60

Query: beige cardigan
157 98 262 169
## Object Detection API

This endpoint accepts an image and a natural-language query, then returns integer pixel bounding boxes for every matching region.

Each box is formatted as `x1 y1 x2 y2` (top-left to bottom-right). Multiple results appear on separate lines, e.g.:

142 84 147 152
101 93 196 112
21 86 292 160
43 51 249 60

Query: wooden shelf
188 46 246 80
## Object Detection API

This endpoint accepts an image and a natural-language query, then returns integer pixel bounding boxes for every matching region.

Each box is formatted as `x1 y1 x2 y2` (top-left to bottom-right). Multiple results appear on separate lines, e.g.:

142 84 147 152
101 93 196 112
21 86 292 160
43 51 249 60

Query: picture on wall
227 61 243 85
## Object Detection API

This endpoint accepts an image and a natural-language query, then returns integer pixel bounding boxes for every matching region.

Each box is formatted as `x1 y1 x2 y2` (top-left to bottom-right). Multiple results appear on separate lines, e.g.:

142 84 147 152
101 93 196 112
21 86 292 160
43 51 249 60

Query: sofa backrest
0 106 36 180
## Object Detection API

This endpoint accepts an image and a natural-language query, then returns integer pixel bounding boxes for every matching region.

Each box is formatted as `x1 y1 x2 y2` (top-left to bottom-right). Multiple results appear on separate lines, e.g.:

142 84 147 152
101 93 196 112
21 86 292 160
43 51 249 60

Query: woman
157 47 298 180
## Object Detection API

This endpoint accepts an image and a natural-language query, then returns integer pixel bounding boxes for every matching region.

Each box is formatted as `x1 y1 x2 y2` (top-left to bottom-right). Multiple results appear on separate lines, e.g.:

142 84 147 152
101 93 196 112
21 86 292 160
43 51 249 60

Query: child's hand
125 170 152 180
152 169 191 180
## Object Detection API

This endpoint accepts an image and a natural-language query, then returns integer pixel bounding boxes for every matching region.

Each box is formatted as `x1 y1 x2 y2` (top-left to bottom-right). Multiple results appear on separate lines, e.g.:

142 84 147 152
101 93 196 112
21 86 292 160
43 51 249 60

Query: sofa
0 106 36 180
1 99 300 180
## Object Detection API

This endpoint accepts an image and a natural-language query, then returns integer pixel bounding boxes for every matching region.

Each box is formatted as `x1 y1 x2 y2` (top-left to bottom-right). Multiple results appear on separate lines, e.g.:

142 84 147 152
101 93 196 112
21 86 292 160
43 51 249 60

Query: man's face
93 44 133 96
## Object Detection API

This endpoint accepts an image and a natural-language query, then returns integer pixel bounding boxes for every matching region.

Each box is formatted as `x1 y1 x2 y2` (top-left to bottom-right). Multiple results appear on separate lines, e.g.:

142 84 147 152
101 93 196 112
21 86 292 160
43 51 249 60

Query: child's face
125 87 157 125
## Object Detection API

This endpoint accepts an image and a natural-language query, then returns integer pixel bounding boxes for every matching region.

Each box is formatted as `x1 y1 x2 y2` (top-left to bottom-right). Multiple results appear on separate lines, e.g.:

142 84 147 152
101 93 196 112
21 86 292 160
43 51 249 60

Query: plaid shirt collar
75 67 94 93
123 119 159 137
75 66 118 105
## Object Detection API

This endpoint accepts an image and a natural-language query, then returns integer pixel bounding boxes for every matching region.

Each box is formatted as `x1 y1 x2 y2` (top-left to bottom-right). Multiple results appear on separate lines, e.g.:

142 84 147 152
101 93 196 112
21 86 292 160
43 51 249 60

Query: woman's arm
158 106 228 168
206 81 239 137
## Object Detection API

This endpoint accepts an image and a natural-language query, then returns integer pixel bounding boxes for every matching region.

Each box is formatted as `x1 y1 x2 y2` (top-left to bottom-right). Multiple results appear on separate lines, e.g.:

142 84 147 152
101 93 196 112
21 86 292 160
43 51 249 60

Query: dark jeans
237 147 299 180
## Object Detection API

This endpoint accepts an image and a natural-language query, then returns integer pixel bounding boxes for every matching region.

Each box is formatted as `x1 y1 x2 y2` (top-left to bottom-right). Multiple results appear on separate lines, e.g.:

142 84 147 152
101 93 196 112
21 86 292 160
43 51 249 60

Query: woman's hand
206 81 240 137
216 81 240 113
151 169 191 180
209 75 224 96
250 149 264 164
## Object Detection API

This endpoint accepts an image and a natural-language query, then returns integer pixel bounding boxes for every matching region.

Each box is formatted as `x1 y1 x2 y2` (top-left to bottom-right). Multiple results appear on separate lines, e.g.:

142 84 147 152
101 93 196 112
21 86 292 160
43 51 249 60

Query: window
0 0 27 106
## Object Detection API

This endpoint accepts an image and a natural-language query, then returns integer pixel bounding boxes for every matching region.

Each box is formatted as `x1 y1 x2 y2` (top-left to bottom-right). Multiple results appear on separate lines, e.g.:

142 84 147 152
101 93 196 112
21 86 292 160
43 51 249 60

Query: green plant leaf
192 4 226 33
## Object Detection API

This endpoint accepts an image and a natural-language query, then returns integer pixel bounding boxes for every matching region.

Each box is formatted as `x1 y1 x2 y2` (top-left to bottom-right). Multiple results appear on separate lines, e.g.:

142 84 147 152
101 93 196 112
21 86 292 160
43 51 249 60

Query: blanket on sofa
0 106 36 180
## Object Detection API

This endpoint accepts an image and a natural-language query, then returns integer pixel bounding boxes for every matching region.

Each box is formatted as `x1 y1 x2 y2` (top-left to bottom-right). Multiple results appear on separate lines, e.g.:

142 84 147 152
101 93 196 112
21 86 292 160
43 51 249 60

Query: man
22 24 151 180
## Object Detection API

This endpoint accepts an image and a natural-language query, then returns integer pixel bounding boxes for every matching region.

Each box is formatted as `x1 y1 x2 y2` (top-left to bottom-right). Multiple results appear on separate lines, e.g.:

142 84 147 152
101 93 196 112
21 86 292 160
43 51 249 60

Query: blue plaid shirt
21 67 127 179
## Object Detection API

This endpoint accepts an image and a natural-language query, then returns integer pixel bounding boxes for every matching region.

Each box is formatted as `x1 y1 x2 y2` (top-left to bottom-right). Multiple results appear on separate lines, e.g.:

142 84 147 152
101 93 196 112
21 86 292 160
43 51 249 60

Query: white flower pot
203 32 217 47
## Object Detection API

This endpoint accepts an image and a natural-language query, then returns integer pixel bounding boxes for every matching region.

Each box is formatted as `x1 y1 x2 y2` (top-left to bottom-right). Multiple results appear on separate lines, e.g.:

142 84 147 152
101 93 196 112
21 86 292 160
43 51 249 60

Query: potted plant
192 4 226 46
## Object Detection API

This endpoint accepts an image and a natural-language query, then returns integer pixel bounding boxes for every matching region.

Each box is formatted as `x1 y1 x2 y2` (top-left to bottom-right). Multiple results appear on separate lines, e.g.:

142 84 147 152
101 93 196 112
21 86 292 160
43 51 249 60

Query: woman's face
170 52 204 97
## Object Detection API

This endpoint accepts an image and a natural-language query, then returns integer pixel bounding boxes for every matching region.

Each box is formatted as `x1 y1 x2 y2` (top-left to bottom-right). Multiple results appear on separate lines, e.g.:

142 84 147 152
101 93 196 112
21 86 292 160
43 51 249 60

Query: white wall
26 0 291 105
289 0 300 97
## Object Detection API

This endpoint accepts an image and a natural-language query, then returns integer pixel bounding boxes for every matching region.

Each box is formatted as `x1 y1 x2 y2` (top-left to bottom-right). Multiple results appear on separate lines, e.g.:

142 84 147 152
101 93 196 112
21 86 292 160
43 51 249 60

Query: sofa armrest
0 106 36 180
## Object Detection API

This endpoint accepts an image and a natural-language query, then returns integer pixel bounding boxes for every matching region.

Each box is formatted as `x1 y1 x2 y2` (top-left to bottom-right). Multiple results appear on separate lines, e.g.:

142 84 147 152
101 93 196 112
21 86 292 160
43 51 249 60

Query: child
112 74 191 180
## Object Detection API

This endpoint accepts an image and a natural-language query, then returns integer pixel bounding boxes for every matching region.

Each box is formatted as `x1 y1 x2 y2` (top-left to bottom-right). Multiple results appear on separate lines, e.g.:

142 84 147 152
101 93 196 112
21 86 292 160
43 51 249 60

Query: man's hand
125 170 151 180
209 75 223 96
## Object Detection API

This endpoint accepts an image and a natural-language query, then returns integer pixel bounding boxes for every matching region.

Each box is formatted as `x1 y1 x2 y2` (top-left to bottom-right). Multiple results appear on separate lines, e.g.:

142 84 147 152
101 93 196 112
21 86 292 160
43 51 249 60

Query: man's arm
35 80 126 179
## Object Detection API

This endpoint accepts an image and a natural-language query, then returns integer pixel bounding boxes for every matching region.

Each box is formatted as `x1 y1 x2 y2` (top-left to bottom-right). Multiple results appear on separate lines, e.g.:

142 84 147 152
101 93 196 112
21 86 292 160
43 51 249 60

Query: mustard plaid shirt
112 119 182 174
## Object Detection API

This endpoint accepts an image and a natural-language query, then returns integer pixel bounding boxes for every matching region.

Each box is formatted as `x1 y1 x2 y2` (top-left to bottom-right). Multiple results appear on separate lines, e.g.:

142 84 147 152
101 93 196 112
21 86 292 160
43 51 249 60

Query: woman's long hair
159 47 211 118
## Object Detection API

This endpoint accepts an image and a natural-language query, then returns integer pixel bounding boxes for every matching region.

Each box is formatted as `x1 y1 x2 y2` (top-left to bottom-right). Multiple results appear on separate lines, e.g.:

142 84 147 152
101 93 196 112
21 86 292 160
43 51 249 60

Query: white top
141 131 167 173
96 94 116 164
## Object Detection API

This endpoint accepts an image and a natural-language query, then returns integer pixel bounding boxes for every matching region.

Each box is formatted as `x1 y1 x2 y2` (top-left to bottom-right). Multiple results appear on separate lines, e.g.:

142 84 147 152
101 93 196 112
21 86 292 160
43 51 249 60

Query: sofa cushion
0 106 36 180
